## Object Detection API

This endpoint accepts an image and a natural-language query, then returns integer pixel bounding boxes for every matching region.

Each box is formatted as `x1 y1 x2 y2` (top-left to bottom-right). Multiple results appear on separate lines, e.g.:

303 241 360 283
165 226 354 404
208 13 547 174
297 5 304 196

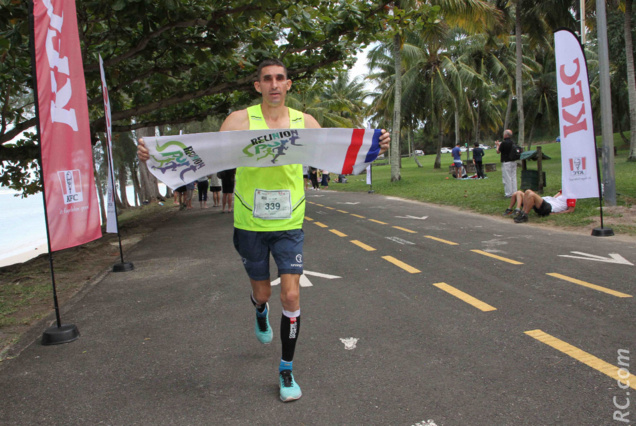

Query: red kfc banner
32 0 101 251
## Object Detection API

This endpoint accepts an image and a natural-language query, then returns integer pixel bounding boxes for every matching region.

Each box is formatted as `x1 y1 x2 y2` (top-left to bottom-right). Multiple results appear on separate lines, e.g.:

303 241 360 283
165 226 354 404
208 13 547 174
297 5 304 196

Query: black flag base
368 190 375 194
113 262 134 272
592 227 614 237
41 324 80 346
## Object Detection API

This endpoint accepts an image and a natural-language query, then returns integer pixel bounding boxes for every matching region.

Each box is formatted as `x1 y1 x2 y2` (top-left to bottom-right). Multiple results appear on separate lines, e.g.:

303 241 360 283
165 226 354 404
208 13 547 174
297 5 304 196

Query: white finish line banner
143 128 381 189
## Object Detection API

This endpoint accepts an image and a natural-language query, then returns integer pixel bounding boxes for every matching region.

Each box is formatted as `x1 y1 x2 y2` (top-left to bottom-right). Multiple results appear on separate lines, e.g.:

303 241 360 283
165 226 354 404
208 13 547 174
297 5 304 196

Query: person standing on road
137 58 390 402
495 129 517 197
209 173 222 207
197 175 209 209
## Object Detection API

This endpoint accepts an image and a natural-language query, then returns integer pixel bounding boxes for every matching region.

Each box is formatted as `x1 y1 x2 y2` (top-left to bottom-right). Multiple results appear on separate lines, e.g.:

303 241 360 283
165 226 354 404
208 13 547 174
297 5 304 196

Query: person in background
514 189 576 223
209 173 222 207
218 169 235 214
495 129 517 197
451 142 464 179
320 170 330 189
308 166 320 190
197 175 209 209
472 142 485 179
185 181 195 209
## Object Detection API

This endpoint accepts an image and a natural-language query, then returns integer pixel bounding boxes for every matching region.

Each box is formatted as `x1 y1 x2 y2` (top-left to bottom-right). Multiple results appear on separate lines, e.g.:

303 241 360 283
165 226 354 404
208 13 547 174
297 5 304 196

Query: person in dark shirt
495 129 517 197
472 143 485 179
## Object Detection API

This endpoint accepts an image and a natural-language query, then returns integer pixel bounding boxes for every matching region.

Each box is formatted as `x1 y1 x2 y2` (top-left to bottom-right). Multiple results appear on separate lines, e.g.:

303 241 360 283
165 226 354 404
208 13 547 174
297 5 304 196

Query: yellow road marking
471 250 523 265
305 217 314 221
350 240 376 251
424 235 459 246
325 206 335 210
314 222 328 228
369 219 387 225
393 226 417 234
337 210 349 214
351 214 366 219
547 273 632 298
315 203 324 207
330 229 347 237
525 329 636 390
433 283 497 312
382 256 421 273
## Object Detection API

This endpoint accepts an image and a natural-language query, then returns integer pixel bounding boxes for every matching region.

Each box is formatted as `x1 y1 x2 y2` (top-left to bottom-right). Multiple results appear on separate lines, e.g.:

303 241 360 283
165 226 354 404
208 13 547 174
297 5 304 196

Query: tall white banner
143 128 381 190
99 55 118 233
554 29 600 199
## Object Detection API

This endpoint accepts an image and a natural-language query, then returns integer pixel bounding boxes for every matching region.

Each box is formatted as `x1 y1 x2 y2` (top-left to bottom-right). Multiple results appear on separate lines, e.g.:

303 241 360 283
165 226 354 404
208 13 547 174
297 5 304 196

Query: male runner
138 59 390 402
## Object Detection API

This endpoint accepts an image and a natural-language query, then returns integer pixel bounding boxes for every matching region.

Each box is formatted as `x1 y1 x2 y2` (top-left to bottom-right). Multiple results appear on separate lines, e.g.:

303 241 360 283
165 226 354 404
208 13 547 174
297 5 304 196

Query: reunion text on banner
143 128 382 190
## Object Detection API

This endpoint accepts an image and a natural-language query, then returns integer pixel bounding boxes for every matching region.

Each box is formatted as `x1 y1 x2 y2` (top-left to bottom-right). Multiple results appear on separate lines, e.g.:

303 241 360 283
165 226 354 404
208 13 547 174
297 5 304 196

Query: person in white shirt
514 189 576 223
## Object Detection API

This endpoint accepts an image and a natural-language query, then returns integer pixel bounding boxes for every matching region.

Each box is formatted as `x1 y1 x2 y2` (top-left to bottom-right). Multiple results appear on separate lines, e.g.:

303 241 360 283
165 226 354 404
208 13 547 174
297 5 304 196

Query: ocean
0 185 162 267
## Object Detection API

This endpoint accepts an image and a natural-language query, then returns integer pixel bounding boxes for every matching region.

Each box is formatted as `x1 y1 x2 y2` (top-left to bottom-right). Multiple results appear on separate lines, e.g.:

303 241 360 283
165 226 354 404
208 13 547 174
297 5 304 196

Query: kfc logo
57 170 83 204
569 157 587 176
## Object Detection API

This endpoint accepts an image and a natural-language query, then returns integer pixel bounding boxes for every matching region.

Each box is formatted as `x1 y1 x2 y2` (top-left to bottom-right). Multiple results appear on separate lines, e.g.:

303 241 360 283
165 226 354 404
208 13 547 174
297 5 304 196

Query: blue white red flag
142 128 382 189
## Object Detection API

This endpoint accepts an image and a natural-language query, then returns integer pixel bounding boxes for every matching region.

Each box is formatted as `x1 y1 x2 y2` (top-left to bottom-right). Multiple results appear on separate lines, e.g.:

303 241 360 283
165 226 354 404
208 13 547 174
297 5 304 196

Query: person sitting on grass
513 189 576 223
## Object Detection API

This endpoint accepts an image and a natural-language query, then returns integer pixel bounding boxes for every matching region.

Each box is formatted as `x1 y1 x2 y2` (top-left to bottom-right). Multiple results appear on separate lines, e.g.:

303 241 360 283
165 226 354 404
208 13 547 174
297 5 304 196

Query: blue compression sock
279 360 293 372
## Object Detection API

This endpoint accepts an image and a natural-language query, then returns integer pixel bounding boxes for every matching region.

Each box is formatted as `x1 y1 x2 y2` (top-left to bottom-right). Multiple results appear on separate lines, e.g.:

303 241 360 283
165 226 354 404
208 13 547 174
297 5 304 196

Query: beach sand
0 243 49 268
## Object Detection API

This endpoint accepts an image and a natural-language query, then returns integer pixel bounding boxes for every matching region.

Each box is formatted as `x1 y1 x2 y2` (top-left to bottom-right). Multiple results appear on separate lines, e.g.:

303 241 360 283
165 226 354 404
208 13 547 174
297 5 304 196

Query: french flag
340 129 382 175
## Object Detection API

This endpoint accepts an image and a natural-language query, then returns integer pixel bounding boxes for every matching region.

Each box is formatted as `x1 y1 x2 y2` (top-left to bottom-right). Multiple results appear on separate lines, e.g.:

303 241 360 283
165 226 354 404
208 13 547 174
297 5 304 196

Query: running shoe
255 303 273 344
502 208 513 216
514 212 529 223
279 370 302 402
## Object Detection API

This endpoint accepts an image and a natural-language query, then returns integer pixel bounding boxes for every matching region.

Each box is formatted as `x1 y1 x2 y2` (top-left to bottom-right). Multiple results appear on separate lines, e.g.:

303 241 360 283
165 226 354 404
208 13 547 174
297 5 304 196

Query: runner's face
255 65 291 106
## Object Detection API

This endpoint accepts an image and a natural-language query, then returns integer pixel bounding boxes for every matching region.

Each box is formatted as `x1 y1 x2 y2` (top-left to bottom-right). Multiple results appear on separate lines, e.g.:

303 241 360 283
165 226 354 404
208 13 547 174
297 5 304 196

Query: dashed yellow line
315 203 324 207
369 219 387 225
330 229 347 237
325 206 335 210
314 222 328 228
433 283 497 312
337 210 349 214
382 256 421 273
471 250 523 265
350 240 376 251
393 226 417 234
547 273 632 298
525 329 636 390
424 235 459 246
351 214 366 219
305 216 314 221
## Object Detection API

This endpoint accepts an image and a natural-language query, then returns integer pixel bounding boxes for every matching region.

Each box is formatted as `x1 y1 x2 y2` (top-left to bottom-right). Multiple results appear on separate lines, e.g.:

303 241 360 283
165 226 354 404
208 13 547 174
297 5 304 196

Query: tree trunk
130 163 141 206
391 32 402 181
515 2 525 146
504 93 513 130
474 102 481 145
118 163 130 209
434 114 443 169
136 126 162 202
625 0 636 161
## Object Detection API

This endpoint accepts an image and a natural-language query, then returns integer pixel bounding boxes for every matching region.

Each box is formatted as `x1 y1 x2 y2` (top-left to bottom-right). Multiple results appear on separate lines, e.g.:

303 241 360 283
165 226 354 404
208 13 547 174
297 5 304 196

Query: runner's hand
137 138 149 162
379 129 390 155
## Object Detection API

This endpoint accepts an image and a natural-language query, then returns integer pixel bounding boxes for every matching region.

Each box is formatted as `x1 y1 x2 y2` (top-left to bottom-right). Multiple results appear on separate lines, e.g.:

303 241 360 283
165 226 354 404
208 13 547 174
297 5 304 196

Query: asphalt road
1 189 635 425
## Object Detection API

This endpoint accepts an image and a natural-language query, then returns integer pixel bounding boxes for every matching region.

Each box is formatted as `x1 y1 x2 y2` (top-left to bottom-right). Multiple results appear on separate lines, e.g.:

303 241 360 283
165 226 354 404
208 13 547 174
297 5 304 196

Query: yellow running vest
234 104 305 231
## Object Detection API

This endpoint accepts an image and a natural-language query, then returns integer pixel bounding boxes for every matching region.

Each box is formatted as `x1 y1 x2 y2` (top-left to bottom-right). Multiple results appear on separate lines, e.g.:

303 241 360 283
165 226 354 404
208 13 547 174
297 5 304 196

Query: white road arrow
271 270 342 287
395 215 429 220
558 251 634 266
340 202 360 205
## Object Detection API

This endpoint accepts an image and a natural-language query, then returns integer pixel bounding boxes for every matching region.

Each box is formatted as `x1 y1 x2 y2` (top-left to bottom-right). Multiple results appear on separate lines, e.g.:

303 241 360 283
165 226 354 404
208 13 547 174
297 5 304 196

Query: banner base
113 262 134 272
591 227 614 237
41 324 80 346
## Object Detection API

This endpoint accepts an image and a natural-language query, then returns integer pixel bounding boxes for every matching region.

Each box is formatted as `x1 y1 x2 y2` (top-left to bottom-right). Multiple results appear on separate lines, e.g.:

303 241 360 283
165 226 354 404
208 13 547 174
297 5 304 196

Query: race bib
253 189 292 220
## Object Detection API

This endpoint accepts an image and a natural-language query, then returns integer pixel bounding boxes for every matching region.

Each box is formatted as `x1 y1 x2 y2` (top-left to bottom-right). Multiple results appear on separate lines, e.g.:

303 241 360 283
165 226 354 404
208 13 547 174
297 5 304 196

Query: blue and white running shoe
279 370 302 402
255 303 273 344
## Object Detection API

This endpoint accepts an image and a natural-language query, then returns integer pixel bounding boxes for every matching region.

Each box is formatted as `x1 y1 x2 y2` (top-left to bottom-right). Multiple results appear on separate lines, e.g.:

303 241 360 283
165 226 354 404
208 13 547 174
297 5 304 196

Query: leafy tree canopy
1 0 393 194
